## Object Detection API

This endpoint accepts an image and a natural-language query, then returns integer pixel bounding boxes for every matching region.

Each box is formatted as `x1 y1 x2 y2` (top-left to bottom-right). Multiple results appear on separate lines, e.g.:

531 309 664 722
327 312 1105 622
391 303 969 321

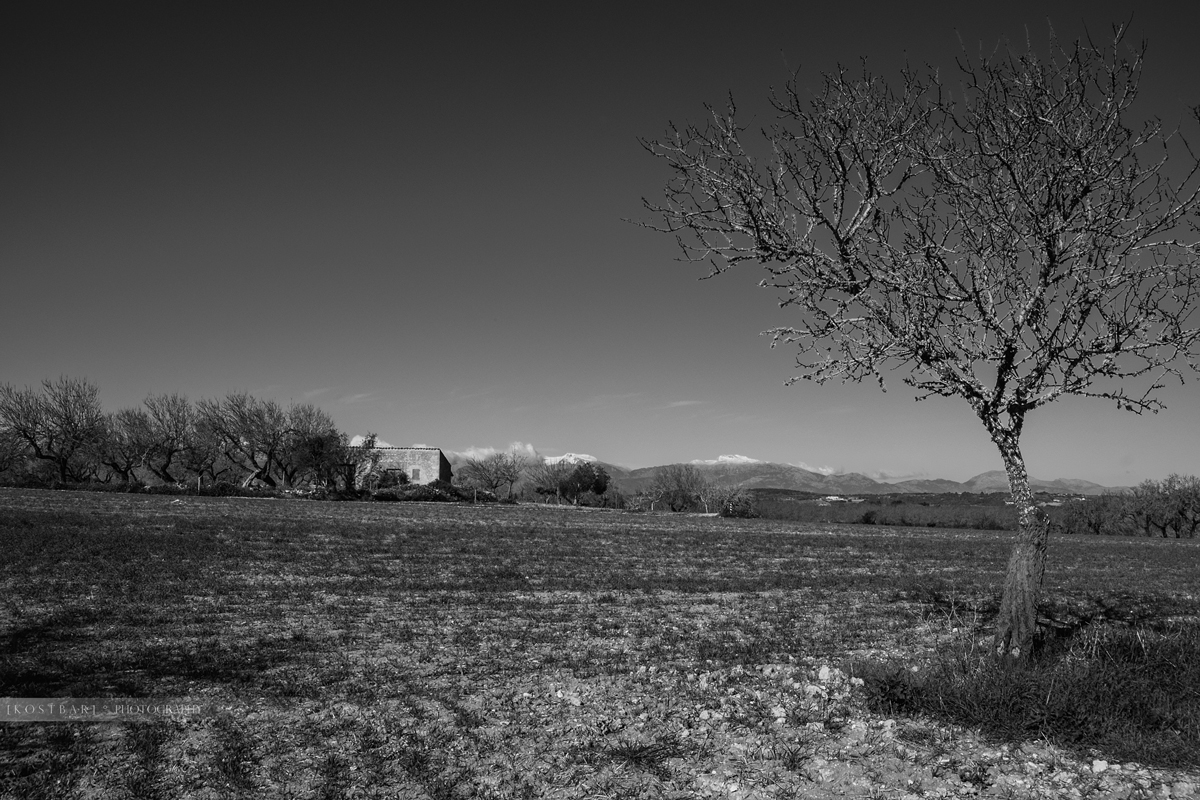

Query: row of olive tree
454 452 613 505
523 459 611 505
630 464 754 516
0 376 368 490
454 451 530 498
1058 475 1200 537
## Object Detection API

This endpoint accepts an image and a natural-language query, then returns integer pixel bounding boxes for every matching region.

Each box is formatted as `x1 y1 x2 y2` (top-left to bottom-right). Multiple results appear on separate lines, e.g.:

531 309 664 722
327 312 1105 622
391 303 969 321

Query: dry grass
1 488 1197 798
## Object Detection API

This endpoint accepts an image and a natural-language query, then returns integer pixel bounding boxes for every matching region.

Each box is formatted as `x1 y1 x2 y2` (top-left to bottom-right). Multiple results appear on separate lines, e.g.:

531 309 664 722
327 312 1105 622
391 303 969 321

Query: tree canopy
643 25 1200 661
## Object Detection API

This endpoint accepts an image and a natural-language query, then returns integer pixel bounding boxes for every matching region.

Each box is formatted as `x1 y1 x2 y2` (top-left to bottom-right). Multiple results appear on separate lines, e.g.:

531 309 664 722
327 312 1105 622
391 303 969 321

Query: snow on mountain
690 454 764 465
544 453 598 465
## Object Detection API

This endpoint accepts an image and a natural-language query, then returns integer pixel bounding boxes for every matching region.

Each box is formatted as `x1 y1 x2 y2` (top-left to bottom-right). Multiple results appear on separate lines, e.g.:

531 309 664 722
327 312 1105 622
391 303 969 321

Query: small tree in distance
526 459 574 504
642 26 1200 662
457 451 529 499
563 462 610 504
651 464 709 511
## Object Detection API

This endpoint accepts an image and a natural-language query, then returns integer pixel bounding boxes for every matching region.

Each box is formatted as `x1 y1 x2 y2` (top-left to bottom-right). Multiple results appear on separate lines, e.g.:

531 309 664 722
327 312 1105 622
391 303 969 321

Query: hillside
608 461 1114 496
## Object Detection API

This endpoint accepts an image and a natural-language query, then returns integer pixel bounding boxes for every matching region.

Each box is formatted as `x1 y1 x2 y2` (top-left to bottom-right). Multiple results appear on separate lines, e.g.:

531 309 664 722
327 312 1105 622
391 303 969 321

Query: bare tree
456 455 505 495
274 403 342 488
642 27 1200 662
526 459 575 504
1057 492 1129 536
0 376 106 483
178 413 234 486
651 464 708 511
196 392 289 487
495 451 532 498
142 393 195 484
0 423 25 476
698 480 737 514
1162 474 1200 538
96 407 153 484
349 433 386 491
1129 474 1200 538
1129 479 1173 537
458 451 531 498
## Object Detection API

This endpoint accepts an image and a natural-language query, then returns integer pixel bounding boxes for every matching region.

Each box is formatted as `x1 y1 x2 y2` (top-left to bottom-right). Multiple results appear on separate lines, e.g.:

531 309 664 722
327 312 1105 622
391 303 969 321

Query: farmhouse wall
372 447 452 485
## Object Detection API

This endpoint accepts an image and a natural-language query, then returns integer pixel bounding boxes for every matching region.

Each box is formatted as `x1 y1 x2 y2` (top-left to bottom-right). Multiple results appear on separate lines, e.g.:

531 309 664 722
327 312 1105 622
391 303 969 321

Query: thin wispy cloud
665 400 705 408
302 387 333 400
338 392 377 404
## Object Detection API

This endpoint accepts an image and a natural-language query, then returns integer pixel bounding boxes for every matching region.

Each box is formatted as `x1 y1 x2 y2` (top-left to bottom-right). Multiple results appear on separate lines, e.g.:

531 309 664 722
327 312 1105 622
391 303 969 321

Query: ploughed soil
1 488 1197 798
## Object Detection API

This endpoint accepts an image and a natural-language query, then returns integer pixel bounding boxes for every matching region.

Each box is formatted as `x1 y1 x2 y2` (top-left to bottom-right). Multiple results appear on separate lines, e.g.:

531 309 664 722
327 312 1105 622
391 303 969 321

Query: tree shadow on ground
864 587 1200 769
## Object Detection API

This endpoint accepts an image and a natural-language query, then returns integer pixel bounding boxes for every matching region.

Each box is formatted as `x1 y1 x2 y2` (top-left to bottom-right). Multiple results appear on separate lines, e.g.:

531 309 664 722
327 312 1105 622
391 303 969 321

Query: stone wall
372 447 452 485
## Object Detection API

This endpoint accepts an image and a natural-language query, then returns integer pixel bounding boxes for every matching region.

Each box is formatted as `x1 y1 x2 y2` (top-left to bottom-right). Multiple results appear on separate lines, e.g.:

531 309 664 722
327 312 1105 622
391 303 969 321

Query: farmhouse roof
357 446 444 452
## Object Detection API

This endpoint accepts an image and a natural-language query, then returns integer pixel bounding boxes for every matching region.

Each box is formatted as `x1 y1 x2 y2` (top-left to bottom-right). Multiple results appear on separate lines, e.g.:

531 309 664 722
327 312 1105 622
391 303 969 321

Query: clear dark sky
3 3 1199 485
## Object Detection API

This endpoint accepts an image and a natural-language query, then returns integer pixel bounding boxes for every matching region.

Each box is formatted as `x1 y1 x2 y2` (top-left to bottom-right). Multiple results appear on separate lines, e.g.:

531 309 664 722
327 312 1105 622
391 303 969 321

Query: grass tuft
852 621 1200 768
571 734 692 781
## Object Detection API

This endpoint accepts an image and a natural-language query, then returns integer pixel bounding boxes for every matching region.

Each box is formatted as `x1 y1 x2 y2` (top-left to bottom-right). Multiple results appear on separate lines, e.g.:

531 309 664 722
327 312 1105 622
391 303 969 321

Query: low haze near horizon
4 3 1199 487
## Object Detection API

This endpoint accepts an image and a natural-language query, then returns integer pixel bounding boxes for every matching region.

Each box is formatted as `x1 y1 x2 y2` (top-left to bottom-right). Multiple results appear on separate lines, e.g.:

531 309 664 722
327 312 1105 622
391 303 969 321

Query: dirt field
1 488 1197 798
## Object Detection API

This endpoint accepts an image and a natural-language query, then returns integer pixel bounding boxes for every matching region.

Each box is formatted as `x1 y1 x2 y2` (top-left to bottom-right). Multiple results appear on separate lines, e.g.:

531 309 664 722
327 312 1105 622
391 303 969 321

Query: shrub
397 482 462 502
375 469 409 489
141 483 188 495
719 489 759 518
454 485 500 503
852 660 925 714
44 480 148 494
750 490 1018 530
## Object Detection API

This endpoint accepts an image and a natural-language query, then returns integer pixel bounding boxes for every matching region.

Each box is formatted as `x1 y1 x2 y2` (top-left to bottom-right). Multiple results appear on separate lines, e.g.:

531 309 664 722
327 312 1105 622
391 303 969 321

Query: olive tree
651 464 709 512
196 392 289 488
563 462 609 504
526 459 575 503
96 407 154 484
274 402 343 488
0 376 106 483
1129 474 1200 538
142 393 196 484
642 27 1200 662
0 424 25 476
458 451 529 498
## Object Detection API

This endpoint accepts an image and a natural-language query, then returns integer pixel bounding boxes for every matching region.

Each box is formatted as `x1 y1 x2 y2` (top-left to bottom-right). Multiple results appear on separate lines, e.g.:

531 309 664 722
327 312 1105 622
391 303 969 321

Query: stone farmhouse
371 446 453 486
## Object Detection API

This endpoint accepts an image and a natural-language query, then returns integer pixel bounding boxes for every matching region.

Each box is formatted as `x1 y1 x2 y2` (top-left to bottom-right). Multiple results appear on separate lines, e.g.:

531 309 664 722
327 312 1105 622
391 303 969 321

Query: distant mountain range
590 457 1113 496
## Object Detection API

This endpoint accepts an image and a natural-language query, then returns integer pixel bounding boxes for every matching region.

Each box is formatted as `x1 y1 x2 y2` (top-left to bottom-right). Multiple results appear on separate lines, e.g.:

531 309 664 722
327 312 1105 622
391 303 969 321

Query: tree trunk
992 436 1048 665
